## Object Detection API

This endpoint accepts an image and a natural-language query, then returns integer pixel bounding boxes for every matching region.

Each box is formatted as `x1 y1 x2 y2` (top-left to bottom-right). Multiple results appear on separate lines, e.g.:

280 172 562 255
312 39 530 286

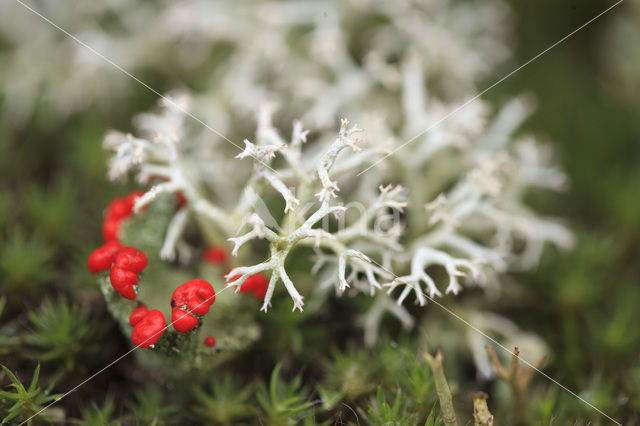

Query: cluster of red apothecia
88 192 269 349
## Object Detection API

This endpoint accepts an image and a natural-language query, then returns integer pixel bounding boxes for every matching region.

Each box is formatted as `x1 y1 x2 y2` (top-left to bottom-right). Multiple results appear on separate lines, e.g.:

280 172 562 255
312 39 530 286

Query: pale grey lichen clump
1 0 510 125
2 0 573 348
96 0 573 346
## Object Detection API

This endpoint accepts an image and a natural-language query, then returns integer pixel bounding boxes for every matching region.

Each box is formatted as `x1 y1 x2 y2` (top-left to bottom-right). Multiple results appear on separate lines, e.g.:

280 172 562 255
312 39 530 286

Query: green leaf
0 364 63 424
29 364 41 393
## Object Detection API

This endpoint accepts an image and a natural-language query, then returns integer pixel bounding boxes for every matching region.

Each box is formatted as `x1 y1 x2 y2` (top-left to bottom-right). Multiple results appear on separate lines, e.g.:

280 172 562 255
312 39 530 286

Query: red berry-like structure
171 279 216 315
102 217 121 242
131 309 166 348
170 279 215 333
171 307 199 332
106 192 141 220
205 336 216 347
87 240 122 273
202 247 228 265
129 304 149 326
114 247 148 273
102 191 143 242
110 268 138 299
231 273 269 300
110 247 148 299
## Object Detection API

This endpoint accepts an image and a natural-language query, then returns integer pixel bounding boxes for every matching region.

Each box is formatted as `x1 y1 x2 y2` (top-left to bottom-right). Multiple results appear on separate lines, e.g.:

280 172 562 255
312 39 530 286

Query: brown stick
485 346 547 424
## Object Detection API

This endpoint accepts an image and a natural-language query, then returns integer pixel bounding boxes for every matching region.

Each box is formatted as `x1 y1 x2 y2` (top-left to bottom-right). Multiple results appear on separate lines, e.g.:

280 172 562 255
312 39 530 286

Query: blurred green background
0 0 638 424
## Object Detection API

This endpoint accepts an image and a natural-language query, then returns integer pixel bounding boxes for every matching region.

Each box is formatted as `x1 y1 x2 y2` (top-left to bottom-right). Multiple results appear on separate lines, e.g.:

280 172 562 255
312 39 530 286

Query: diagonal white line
19 280 243 425
364 256 622 425
357 0 625 176
12 0 281 176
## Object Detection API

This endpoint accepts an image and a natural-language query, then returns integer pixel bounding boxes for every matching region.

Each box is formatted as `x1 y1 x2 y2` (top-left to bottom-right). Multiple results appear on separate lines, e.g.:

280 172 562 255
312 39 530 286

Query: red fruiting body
102 217 121 242
129 304 149 326
110 267 139 299
131 309 165 347
202 247 227 265
171 307 198 333
106 191 142 220
171 279 216 315
110 246 148 299
170 279 215 333
105 199 130 221
113 247 148 273
87 240 123 273
231 273 269 300
102 191 144 242
205 336 216 347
